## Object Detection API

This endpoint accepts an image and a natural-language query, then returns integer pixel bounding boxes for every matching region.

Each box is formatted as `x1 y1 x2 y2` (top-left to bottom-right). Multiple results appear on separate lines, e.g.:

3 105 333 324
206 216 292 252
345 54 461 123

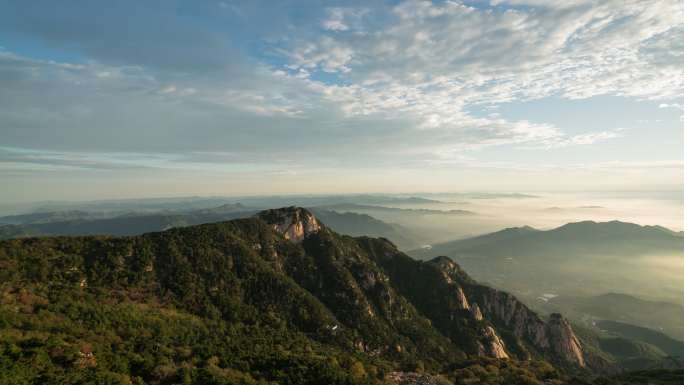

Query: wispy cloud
274 0 683 150
0 0 682 199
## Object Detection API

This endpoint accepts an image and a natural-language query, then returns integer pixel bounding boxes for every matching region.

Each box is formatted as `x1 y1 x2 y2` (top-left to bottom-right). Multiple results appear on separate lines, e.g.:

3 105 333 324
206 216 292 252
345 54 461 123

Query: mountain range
3 208 684 384
316 203 476 216
412 221 684 260
410 221 684 304
0 195 446 218
0 207 618 385
0 205 421 250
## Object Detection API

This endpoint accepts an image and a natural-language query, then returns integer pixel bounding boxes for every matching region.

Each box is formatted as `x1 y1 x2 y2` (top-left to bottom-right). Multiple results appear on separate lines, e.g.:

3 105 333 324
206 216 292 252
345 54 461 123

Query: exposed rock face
479 326 509 359
391 254 587 367
374 253 588 366
363 252 515 360
547 313 585 367
224 220 589 368
258 207 322 242
476 288 550 347
454 286 470 310
470 303 483 321
470 286 586 367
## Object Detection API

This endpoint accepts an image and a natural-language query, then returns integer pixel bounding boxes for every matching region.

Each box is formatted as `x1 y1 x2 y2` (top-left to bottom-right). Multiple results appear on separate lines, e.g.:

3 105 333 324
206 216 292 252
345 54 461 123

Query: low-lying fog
628 255 684 299
373 191 684 244
336 191 684 308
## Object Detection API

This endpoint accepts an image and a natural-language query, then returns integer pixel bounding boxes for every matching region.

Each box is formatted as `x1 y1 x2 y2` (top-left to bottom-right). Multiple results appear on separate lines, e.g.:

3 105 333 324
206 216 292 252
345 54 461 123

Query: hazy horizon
5 190 684 234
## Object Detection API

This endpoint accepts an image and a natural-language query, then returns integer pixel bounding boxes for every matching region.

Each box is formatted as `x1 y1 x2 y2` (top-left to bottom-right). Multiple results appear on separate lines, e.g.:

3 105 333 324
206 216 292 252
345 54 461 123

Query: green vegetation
0 222 381 385
597 321 684 359
0 209 681 384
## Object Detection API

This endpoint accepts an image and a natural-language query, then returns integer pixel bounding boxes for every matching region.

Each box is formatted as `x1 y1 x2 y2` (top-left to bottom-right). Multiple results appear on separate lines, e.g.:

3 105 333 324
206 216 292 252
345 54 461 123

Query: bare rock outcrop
258 207 322 242
547 313 585 367
470 303 483 321
473 287 585 367
479 326 510 359
454 286 470 310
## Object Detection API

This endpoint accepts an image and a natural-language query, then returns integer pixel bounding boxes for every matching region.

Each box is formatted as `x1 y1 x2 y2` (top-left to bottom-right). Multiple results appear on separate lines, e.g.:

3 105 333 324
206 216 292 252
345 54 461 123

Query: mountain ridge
0 207 604 384
0 205 423 249
413 220 684 260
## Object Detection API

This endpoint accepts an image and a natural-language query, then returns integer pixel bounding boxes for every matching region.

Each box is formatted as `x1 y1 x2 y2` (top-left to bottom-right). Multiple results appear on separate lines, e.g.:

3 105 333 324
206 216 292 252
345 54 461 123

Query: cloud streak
277 0 683 143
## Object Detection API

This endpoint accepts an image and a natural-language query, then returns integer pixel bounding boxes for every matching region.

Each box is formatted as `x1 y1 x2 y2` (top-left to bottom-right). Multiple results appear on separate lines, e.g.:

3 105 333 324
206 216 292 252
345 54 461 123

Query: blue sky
1 0 683 202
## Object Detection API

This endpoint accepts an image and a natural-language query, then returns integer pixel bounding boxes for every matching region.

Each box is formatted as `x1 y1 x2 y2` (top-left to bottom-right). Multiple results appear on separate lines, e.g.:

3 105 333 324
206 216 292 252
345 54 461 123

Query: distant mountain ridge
1 194 445 216
310 209 420 249
0 205 422 249
598 321 684 359
410 220 684 316
413 220 684 260
0 210 108 225
317 203 476 216
421 225 540 252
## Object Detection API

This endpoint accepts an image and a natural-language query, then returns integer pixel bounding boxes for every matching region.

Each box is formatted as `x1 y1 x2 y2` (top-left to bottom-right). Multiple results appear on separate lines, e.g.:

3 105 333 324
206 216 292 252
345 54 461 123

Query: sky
1 0 683 202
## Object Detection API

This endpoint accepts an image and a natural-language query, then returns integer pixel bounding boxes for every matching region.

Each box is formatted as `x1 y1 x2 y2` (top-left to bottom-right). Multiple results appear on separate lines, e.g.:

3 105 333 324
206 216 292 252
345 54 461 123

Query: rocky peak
429 256 458 272
257 207 322 243
547 313 585 367
428 256 473 284
454 285 470 310
470 303 483 321
469 288 587 367
479 326 510 359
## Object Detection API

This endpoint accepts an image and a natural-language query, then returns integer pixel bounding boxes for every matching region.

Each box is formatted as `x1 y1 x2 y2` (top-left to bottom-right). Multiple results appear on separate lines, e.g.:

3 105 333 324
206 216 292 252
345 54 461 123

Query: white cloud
275 0 683 151
321 7 368 32
284 37 354 73
322 8 349 31
525 130 624 150
2 0 682 181
659 103 684 110
159 85 177 94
